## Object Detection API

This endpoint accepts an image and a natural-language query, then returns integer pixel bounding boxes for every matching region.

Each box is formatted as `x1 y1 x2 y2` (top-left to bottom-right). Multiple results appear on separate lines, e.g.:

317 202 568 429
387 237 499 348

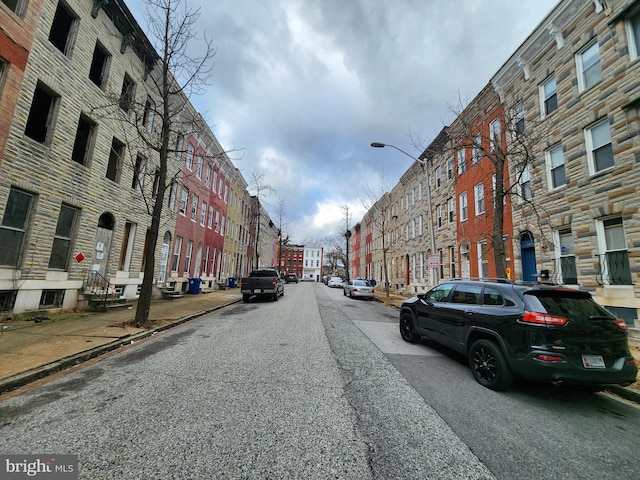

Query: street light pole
371 142 437 287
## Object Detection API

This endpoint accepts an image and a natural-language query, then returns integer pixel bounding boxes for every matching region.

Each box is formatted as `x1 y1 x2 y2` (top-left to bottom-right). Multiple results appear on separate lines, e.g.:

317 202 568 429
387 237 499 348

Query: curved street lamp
370 142 437 287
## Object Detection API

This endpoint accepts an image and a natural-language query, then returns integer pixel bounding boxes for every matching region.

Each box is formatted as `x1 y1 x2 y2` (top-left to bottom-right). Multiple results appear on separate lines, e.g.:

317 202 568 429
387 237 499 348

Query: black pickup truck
240 268 285 302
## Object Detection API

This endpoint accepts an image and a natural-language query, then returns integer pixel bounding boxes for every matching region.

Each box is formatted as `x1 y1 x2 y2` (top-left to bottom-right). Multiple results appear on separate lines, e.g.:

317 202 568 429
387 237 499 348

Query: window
586 120 614 174
143 97 155 131
179 188 189 215
514 102 525 133
200 201 206 226
540 76 557 116
152 169 160 197
191 195 198 221
168 182 178 211
48 2 77 55
490 118 501 151
2 0 27 16
106 138 124 182
89 42 110 88
411 219 416 238
598 217 632 285
472 134 481 164
48 205 77 270
449 246 456 279
220 216 225 236
437 205 442 228
477 241 488 278
0 188 34 266
457 149 466 175
171 236 182 272
215 211 220 231
40 290 65 308
546 145 566 189
207 205 214 229
459 192 468 221
483 287 504 306
451 284 481 304
196 156 203 179
435 168 441 188
557 228 577 284
627 10 640 60
447 159 454 180
419 214 423 235
474 183 484 215
205 165 211 187
186 144 194 170
118 222 136 271
519 165 533 201
24 82 59 143
71 115 96 166
448 198 455 223
212 170 218 191
577 41 601 91
184 240 193 274
132 154 146 192
119 74 135 112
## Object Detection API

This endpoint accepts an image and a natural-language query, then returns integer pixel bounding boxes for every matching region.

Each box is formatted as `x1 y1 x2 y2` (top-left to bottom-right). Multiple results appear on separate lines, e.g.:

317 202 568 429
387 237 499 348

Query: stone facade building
356 0 640 328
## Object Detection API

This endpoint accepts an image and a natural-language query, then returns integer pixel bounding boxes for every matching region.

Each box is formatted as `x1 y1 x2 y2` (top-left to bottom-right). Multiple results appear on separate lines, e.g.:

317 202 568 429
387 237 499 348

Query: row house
279 244 304 278
302 246 323 281
250 196 277 270
0 0 262 315
356 0 640 327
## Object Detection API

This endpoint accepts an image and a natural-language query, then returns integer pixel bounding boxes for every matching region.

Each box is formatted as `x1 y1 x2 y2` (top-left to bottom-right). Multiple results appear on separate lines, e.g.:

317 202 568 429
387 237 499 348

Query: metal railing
82 270 111 310
596 251 633 286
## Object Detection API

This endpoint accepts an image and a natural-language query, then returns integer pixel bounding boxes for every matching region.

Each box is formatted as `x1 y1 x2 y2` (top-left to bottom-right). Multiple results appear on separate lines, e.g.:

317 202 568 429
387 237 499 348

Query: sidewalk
1 288 638 404
0 288 243 395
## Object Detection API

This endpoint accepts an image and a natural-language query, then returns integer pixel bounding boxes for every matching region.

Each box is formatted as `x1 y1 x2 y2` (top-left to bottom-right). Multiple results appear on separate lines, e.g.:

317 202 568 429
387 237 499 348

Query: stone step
628 327 640 348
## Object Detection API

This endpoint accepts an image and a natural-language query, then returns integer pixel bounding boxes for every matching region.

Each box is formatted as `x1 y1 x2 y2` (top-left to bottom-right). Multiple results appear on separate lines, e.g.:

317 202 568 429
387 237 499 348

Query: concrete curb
0 299 241 396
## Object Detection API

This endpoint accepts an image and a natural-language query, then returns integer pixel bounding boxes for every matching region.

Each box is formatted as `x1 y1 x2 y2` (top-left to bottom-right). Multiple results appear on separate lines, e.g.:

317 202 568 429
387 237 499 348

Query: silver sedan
343 279 375 300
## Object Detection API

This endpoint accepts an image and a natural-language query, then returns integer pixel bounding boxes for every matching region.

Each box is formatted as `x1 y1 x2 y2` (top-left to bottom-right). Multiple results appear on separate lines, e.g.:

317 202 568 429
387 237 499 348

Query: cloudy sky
126 0 558 244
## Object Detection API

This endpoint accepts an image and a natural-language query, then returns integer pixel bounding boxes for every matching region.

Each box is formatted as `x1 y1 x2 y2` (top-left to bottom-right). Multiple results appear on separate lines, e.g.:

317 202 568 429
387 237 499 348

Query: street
1 282 639 479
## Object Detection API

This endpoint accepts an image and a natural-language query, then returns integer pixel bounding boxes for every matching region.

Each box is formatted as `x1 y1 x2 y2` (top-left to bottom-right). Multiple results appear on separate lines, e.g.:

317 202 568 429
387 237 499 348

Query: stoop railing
82 270 111 311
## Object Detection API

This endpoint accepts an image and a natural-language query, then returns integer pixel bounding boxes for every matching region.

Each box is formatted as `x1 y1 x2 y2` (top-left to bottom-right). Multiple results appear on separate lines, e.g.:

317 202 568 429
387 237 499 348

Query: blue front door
520 234 537 282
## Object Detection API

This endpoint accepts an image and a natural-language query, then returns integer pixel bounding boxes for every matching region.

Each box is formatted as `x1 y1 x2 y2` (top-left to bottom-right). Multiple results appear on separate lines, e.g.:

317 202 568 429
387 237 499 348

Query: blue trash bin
228 277 236 288
188 278 202 294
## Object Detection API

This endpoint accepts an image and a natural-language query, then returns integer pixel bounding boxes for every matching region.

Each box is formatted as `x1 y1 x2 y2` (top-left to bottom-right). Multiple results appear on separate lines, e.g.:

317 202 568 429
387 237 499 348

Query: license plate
253 289 262 294
582 354 605 368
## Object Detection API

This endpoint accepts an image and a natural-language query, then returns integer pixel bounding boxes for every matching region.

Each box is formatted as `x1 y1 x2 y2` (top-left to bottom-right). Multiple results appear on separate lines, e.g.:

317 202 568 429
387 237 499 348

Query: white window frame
474 183 485 215
626 10 640 60
576 40 602 92
539 76 557 118
585 119 614 175
459 192 468 222
546 145 567 190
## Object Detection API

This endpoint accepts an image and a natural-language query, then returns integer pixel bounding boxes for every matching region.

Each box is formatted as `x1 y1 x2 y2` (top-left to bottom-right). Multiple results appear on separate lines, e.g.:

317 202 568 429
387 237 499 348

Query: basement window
39 290 65 308
0 290 17 312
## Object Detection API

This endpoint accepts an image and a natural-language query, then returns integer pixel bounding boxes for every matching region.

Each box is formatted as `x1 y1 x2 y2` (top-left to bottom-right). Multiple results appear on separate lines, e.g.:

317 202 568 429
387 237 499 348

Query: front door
520 233 537 282
92 213 115 277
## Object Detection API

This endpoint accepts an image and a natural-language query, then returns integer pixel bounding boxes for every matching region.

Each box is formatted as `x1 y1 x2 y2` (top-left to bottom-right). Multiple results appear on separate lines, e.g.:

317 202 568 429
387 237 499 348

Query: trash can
369 279 376 287
228 277 236 288
188 278 202 294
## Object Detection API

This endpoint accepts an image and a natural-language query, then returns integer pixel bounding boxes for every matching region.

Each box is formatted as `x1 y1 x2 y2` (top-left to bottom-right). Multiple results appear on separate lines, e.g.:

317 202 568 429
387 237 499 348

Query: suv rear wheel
469 339 513 390
399 312 420 343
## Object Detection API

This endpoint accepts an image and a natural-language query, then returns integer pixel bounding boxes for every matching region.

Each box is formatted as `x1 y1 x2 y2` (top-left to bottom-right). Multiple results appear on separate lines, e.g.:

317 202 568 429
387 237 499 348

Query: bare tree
91 0 216 327
362 175 398 297
248 171 275 270
443 91 551 279
274 198 291 274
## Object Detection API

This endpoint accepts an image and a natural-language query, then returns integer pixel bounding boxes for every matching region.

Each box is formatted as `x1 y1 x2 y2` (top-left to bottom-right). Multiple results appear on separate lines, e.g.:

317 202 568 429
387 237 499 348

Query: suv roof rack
449 277 515 284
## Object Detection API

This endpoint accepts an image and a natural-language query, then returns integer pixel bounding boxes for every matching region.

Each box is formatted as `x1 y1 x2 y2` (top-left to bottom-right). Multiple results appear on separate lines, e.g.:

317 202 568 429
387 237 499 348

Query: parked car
240 269 284 302
327 276 343 288
284 273 298 284
343 279 375 300
399 278 638 391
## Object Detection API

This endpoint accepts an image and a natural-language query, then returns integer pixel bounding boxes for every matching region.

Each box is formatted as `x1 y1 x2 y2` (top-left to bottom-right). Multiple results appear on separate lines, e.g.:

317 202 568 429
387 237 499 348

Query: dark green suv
399 279 637 391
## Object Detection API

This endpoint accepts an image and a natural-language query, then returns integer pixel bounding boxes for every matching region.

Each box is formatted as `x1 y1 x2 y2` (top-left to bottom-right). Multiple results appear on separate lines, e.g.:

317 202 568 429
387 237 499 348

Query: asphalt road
321 284 640 480
0 282 492 479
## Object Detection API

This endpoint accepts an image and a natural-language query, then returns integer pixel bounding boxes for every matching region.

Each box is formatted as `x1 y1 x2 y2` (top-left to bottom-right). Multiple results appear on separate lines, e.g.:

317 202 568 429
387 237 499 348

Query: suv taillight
521 311 568 326
614 318 628 330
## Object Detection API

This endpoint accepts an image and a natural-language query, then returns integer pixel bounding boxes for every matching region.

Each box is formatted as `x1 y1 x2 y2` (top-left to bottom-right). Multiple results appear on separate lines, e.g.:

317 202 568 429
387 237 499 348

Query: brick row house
0 0 275 315
359 0 640 328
